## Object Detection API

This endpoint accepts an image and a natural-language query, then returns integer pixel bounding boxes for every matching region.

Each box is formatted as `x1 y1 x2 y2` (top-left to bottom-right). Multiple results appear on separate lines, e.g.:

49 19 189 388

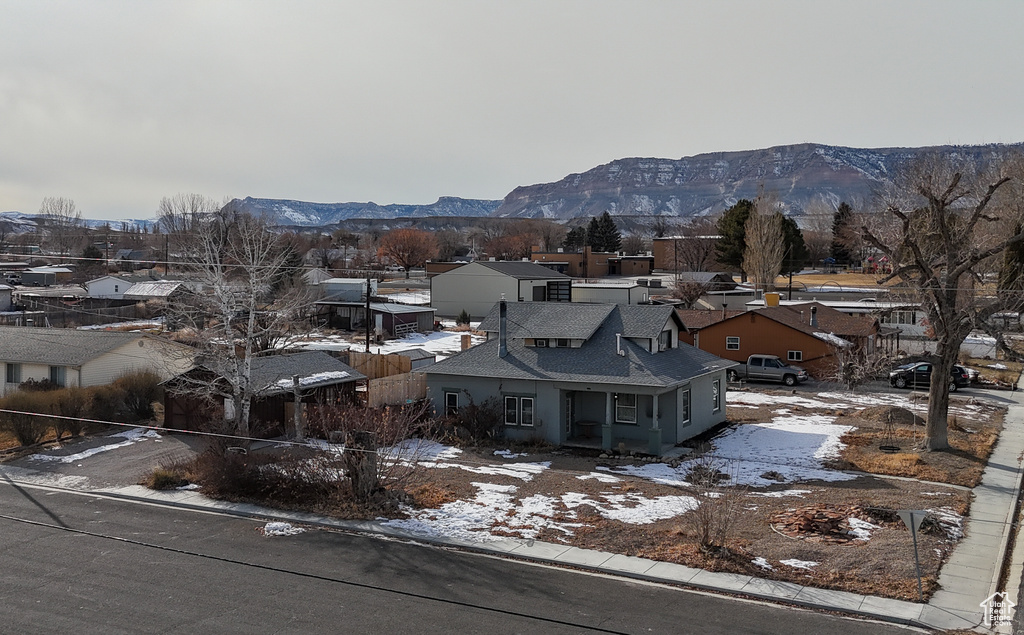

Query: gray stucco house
424 302 735 454
429 260 570 318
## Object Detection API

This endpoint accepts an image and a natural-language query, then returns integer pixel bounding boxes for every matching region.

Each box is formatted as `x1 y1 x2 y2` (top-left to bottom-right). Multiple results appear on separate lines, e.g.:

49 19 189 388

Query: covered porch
559 385 685 456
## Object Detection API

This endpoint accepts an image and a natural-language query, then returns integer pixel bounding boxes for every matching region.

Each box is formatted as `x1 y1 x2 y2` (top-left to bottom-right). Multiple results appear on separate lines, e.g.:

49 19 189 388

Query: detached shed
163 350 365 436
315 301 437 337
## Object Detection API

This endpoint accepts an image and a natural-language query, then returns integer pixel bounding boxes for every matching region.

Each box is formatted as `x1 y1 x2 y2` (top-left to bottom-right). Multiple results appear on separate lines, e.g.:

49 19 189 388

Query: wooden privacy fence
348 351 411 380
367 372 426 408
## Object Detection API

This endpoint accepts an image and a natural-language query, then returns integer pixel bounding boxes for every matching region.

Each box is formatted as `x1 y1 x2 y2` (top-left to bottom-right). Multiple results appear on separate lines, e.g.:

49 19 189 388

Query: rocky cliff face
224 196 502 226
494 142 1023 220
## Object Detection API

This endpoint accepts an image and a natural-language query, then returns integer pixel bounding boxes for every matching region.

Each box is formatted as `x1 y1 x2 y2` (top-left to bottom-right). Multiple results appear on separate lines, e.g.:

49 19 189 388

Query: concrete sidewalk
3 388 1024 632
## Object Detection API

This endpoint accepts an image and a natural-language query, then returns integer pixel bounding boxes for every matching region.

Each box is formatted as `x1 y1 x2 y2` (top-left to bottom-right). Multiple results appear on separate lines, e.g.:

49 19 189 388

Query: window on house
505 396 518 425
788 350 803 362
658 330 671 352
555 338 570 348
535 339 548 348
6 363 21 384
444 392 459 417
680 389 691 427
614 393 637 424
114 284 119 293
726 336 740 350
49 366 66 387
520 397 534 427
503 396 535 426
712 380 721 412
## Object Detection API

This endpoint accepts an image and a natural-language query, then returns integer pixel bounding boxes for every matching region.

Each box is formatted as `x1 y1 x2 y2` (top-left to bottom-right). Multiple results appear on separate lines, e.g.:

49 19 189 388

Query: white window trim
520 397 534 427
614 393 638 424
726 336 740 350
712 380 721 413
680 389 691 427
787 350 803 362
444 391 458 417
504 396 518 425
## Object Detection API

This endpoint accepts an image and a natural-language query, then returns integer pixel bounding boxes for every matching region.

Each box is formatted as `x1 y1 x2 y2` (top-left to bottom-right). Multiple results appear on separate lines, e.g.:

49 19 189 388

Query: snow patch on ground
780 559 819 570
847 517 882 541
494 449 528 459
28 428 161 464
562 492 698 524
752 557 774 570
750 489 813 498
601 413 855 488
576 472 622 483
927 507 965 541
261 522 305 536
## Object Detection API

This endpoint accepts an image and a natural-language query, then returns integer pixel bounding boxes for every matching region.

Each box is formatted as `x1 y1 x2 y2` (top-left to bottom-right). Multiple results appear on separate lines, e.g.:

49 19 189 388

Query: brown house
529 246 652 278
678 303 881 378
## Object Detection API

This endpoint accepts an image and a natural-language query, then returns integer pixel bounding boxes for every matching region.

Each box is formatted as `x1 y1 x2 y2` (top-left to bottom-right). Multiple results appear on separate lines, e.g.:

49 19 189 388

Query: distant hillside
223 196 502 226
494 142 1024 220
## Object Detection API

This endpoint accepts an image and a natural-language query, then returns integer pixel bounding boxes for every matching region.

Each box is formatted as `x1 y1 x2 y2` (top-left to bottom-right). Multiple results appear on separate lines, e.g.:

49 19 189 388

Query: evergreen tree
830 202 854 265
595 211 621 252
780 215 810 275
586 216 602 250
562 226 586 251
715 199 755 271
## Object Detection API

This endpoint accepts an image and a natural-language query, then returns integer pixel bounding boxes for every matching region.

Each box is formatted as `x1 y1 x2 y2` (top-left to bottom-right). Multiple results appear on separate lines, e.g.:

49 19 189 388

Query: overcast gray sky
2 1 1022 221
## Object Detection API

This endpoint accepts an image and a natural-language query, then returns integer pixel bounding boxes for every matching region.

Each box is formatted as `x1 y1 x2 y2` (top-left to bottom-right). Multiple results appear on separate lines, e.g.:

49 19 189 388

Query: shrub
53 386 92 440
145 467 188 490
88 384 129 422
442 396 503 443
113 370 163 422
456 309 471 325
0 391 54 446
19 378 60 392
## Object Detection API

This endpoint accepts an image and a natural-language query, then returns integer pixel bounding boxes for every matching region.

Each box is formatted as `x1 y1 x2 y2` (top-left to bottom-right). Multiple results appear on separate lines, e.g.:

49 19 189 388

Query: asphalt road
0 481 918 635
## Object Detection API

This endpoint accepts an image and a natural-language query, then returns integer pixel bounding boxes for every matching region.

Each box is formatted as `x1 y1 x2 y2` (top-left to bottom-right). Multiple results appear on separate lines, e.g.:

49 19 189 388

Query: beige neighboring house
0 327 194 395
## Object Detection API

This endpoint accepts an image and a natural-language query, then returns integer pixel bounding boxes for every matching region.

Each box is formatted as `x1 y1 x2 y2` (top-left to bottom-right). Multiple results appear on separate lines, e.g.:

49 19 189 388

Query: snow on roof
271 370 350 390
812 331 853 348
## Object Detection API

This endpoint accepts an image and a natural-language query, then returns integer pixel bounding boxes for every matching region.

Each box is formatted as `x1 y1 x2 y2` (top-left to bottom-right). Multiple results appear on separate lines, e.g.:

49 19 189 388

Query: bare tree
800 200 836 265
669 279 711 308
862 153 1023 450
156 193 218 237
167 211 313 442
742 191 785 291
39 197 82 256
434 229 464 262
378 228 438 277
671 218 721 272
621 233 648 256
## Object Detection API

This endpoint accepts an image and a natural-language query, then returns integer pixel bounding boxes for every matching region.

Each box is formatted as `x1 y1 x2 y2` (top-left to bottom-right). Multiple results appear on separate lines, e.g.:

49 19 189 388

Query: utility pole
365 272 371 353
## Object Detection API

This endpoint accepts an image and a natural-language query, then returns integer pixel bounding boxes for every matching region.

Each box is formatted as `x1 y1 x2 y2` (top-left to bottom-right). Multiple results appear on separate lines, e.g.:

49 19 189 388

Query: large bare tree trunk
924 347 956 450
344 431 379 502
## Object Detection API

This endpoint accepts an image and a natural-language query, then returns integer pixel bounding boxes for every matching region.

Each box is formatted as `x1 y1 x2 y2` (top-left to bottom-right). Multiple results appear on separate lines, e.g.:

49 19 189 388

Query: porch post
602 391 613 451
648 393 662 456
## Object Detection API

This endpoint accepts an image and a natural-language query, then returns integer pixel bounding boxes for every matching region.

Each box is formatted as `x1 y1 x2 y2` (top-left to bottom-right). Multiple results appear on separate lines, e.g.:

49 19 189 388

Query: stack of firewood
771 505 872 543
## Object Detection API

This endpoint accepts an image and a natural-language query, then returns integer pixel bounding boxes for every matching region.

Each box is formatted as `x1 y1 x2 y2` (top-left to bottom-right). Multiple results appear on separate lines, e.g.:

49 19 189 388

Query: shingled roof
428 304 732 388
0 327 149 366
474 261 569 279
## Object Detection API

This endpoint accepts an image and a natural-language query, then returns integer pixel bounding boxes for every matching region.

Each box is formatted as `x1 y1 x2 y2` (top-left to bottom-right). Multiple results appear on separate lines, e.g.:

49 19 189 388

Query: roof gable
477 303 614 340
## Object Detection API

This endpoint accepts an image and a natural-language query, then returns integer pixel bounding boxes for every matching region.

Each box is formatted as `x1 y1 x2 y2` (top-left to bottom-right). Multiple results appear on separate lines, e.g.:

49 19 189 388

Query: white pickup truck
727 354 809 386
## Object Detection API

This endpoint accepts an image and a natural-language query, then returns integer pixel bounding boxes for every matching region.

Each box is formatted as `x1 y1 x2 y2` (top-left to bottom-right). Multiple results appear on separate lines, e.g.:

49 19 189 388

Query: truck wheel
783 374 797 387
727 369 739 382
894 376 907 389
949 381 958 392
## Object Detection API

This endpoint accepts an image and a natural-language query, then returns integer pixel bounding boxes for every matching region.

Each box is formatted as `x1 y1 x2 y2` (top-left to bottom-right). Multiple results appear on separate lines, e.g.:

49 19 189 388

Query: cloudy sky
2 1 1022 221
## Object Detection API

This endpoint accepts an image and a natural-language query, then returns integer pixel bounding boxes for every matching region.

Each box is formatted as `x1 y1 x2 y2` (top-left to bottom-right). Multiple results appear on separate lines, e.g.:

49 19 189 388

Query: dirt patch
831 401 1003 487
858 406 923 427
